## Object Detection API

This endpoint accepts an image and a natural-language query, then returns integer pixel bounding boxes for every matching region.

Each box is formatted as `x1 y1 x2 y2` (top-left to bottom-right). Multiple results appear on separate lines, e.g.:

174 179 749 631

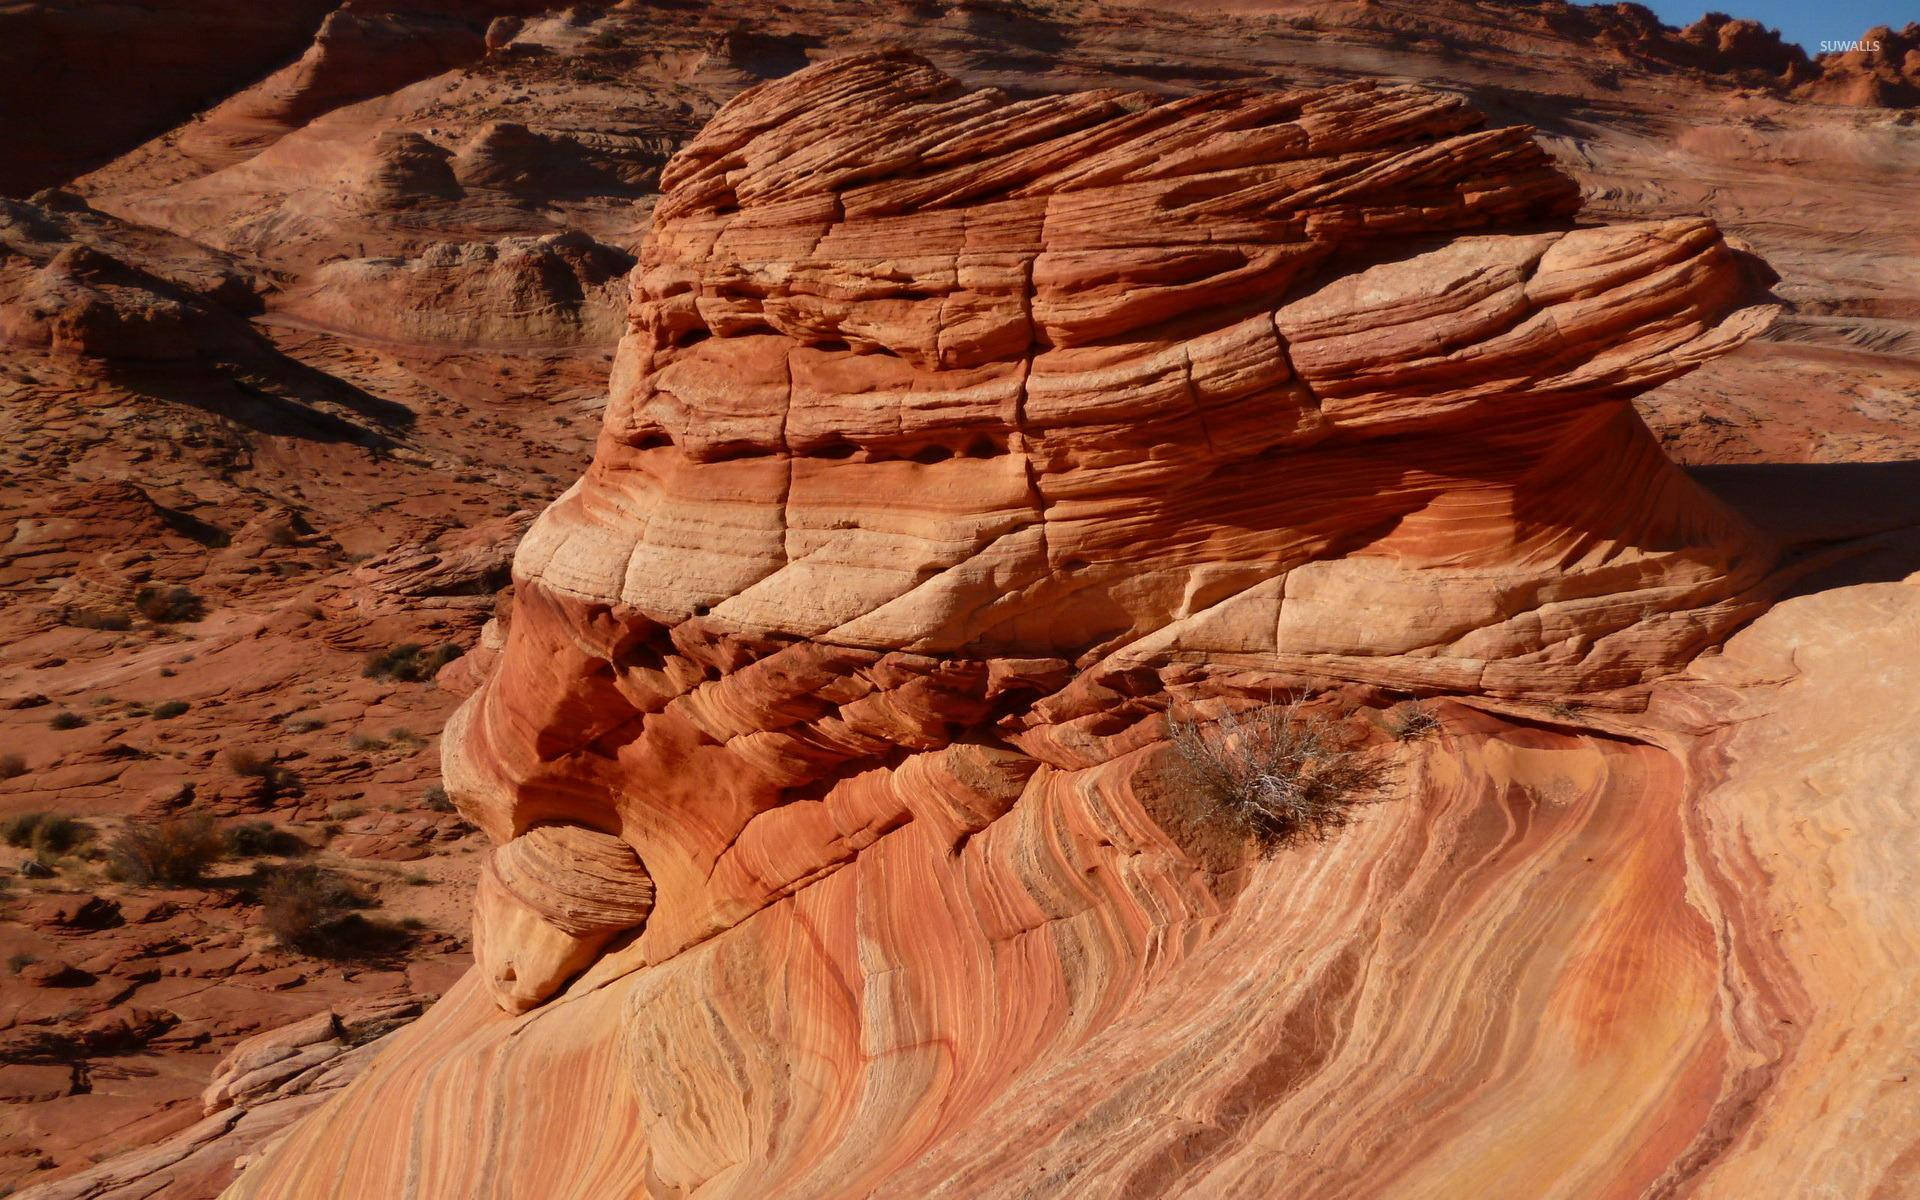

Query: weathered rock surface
473 824 653 1012
3 1 1919 1196
218 54 1893 1200
279 232 633 347
12 1000 423 1200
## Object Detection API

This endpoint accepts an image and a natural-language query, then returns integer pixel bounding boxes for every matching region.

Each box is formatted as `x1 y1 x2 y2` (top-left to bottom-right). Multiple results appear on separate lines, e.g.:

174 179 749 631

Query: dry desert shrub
1167 699 1393 855
362 642 462 683
261 865 410 959
106 816 225 885
225 820 308 858
3 811 94 859
134 585 204 623
1388 705 1442 741
64 607 132 631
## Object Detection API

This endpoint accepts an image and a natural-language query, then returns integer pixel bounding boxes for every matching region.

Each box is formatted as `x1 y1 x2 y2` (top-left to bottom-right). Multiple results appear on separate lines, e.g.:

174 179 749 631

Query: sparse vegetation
1546 699 1583 721
1388 705 1441 741
133 585 204 623
282 716 325 733
225 821 308 858
3 812 94 858
49 711 86 730
1166 699 1393 855
225 748 301 798
401 871 432 886
260 865 411 959
362 642 462 683
225 747 273 776
105 816 226 885
348 732 385 752
151 700 190 720
64 607 132 631
0 754 25 780
421 785 454 813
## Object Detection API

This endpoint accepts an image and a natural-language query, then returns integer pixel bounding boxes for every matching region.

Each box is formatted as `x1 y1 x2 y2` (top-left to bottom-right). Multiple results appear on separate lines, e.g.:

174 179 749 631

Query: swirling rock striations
225 53 1797 1200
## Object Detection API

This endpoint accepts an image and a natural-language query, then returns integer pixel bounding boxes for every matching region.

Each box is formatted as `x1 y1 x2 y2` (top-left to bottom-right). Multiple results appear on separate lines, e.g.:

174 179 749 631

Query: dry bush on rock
1388 705 1441 741
1167 699 1393 855
134 585 204 623
106 816 225 885
261 865 411 959
4 811 94 859
226 821 308 858
362 642 462 683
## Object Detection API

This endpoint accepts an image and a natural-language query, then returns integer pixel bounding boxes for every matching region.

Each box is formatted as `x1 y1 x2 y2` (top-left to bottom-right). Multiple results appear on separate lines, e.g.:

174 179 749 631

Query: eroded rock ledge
225 52 1792 1200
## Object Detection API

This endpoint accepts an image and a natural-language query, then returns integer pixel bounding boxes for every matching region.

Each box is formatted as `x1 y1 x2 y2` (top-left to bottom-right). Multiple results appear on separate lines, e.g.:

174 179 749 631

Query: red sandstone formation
1806 24 1920 107
4 1 1920 1196
216 54 1831 1199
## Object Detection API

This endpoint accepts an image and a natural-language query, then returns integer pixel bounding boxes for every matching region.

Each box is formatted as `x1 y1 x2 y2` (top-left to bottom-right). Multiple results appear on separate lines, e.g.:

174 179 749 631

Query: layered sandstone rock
221 53 1808 1200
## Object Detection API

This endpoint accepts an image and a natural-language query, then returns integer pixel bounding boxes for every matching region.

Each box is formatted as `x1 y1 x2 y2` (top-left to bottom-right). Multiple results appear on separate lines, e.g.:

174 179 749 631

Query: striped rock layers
226 53 1793 1199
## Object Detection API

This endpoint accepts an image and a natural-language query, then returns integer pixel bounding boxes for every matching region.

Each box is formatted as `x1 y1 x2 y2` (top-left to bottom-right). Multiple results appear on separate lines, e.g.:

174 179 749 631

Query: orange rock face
213 53 1829 1199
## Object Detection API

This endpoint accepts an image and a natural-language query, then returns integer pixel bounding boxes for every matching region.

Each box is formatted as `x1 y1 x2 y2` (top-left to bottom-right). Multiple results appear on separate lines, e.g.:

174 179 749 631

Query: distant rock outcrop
223 53 1793 1200
280 232 634 346
0 0 337 196
1805 23 1920 107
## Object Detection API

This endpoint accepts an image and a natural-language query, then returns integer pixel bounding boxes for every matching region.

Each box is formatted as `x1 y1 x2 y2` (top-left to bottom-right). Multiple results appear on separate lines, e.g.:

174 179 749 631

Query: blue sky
1627 0 1911 54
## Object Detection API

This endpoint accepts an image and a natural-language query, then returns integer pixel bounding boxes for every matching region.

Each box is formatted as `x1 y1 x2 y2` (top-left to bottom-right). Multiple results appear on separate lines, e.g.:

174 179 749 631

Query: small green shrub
134 586 204 623
106 816 225 885
0 754 26 780
362 642 462 683
421 785 454 813
49 711 86 730
151 700 190 720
